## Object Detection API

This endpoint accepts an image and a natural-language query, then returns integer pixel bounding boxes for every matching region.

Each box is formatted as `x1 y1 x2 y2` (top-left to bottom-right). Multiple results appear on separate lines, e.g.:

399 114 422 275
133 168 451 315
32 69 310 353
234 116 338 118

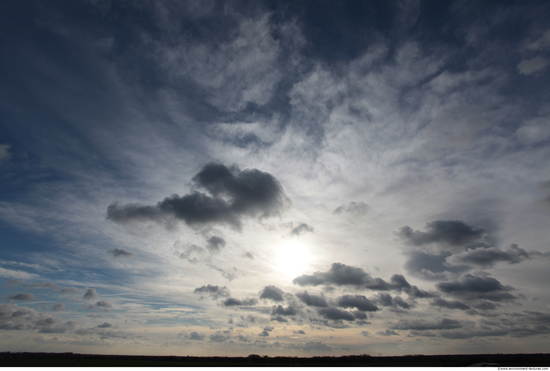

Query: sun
275 240 312 278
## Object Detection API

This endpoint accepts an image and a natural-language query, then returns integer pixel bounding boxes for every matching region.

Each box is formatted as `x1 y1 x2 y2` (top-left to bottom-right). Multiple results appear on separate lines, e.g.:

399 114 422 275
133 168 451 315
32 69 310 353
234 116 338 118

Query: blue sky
1 0 550 356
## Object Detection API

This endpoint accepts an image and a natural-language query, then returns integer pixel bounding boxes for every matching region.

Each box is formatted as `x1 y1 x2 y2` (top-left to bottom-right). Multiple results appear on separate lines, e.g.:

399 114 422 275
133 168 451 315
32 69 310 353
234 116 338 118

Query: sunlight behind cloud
275 240 312 278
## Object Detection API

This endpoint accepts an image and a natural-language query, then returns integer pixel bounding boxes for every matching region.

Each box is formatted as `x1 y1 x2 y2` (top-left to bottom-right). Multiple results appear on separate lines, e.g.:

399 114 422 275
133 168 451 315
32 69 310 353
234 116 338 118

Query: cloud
97 322 113 328
209 330 232 343
518 57 549 75
436 274 516 302
317 307 355 321
30 282 60 291
0 267 40 280
0 304 75 333
377 329 399 336
333 201 368 216
0 144 11 164
107 163 290 231
289 223 314 236
292 263 371 286
516 117 550 144
259 285 284 302
445 244 540 268
193 284 230 299
404 250 470 281
375 293 411 310
398 220 486 250
295 291 328 308
83 288 98 300
336 295 379 312
51 303 65 312
107 248 136 258
96 300 112 308
430 297 470 310
242 252 254 259
221 297 258 307
7 293 37 302
390 318 462 331
293 330 306 335
61 287 81 294
271 305 296 316
179 331 206 341
206 236 226 253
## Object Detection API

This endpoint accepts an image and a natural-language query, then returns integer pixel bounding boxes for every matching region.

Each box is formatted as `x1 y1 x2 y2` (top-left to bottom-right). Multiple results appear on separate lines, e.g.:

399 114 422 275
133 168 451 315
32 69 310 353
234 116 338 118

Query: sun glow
275 240 312 277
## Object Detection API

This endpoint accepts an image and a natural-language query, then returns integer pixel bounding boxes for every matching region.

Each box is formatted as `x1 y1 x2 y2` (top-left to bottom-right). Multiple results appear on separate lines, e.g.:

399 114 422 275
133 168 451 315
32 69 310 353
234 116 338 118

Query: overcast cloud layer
0 0 549 357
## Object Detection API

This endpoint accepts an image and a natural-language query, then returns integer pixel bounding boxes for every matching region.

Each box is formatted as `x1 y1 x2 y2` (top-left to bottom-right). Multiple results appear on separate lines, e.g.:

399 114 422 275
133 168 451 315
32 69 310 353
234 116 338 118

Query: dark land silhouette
1 352 549 367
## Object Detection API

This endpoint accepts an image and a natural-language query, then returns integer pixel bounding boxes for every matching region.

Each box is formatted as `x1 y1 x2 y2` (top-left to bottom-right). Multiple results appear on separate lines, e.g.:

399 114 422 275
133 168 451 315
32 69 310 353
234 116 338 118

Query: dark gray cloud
436 274 516 302
0 304 75 333
242 252 254 259
30 282 60 291
107 163 290 231
259 285 284 302
317 307 355 321
375 293 411 310
391 318 462 331
193 284 230 300
271 305 297 316
430 297 470 310
290 223 314 236
336 295 379 312
333 201 368 216
271 315 288 323
206 236 226 254
292 263 370 286
295 291 328 308
398 220 486 250
96 300 112 308
179 331 206 341
209 330 232 343
259 325 274 337
221 297 258 307
445 244 544 268
7 293 36 302
51 303 65 312
83 288 98 300
293 330 306 335
404 250 471 281
97 322 112 328
377 329 399 336
107 248 135 258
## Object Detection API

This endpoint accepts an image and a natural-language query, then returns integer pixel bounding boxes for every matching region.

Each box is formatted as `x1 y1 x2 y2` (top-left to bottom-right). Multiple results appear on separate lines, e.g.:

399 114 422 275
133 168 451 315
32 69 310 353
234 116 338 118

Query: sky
0 0 550 357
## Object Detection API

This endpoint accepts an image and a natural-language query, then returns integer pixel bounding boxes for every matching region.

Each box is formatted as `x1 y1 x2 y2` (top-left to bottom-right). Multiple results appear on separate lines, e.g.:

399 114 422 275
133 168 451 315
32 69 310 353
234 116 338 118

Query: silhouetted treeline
1 351 549 367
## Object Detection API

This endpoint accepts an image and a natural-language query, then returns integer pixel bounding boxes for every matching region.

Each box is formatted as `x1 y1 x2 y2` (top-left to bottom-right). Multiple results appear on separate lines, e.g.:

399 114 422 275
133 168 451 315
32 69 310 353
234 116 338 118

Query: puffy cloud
333 201 368 216
377 329 399 336
242 252 254 259
398 220 486 250
61 287 81 294
97 322 112 328
293 330 306 335
107 163 290 231
390 318 462 331
445 244 542 268
292 263 371 286
221 297 258 307
209 330 232 343
206 236 226 254
107 248 135 258
436 274 516 302
375 293 411 310
7 293 36 302
295 291 328 308
317 307 355 321
179 331 205 341
0 304 74 333
83 288 98 300
96 300 112 308
51 303 65 312
289 223 314 236
259 285 284 302
193 284 230 299
430 297 470 310
404 250 470 281
271 305 296 316
336 295 379 312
